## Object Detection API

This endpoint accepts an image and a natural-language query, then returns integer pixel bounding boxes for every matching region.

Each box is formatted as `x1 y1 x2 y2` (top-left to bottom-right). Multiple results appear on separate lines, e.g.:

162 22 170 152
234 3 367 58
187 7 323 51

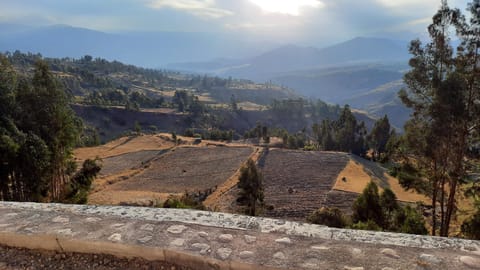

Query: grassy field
333 156 428 203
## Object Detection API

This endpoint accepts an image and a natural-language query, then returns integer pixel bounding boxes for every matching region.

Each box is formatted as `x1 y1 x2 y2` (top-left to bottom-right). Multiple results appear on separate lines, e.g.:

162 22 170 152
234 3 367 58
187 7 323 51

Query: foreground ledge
0 202 479 270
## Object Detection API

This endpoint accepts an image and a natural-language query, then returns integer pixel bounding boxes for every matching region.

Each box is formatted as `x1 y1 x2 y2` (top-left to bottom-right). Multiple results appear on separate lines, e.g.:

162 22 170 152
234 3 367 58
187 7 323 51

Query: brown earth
76 134 431 224
0 245 193 270
107 146 253 194
203 147 264 212
76 134 253 206
258 149 350 220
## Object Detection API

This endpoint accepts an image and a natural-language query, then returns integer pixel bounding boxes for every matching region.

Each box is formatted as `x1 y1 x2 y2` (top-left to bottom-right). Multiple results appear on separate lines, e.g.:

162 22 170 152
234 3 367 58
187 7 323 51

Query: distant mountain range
169 37 412 129
169 37 409 78
0 23 414 129
0 24 276 67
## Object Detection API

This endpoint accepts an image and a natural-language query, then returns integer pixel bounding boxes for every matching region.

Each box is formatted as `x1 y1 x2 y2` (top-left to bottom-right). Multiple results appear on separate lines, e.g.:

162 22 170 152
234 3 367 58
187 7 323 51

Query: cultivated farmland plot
99 150 165 176
108 146 254 193
259 149 349 220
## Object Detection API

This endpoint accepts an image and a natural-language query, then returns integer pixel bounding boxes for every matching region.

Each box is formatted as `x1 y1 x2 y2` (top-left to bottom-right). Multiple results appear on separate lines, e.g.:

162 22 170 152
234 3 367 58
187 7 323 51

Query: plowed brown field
259 149 349 220
107 146 254 193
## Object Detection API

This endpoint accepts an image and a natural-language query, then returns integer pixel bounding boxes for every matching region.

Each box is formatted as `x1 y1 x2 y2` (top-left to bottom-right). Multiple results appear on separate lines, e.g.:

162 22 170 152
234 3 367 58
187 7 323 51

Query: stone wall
1 202 479 269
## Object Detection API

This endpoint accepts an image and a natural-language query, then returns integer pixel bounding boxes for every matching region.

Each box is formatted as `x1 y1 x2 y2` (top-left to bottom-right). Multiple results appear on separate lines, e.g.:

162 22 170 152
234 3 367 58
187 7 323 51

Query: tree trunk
431 177 438 236
440 177 447 236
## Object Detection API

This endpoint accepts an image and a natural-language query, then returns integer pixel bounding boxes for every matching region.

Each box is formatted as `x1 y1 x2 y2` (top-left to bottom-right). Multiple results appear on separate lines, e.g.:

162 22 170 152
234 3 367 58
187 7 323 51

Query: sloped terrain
74 134 176 162
98 150 164 176
333 156 428 203
76 134 254 205
108 146 254 194
259 149 349 220
323 190 359 216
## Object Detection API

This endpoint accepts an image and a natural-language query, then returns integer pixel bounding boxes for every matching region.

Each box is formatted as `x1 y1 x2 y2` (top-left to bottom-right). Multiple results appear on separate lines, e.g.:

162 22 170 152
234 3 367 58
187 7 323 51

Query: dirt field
203 147 264 212
75 133 257 206
76 134 430 222
259 149 350 220
105 146 253 194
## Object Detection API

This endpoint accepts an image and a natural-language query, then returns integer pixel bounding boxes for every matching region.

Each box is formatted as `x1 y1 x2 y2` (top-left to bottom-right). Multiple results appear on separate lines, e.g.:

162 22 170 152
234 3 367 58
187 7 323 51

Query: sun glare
249 0 323 16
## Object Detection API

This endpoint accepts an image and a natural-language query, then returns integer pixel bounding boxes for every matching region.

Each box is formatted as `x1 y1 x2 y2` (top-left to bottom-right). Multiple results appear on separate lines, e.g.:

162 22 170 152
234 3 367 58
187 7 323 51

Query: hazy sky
0 0 470 45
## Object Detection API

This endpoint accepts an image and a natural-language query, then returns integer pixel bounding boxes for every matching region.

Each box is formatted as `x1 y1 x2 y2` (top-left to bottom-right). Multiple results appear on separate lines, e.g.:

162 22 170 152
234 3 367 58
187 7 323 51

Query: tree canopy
0 55 90 202
395 0 480 236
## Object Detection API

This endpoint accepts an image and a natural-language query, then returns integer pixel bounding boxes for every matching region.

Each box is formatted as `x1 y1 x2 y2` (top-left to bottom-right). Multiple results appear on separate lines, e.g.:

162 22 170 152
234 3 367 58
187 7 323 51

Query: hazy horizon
0 0 470 48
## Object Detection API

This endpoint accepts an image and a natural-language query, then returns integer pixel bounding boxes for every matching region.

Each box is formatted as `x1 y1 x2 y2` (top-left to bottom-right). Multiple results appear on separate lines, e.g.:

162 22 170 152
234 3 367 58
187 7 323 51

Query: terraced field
99 150 164 176
108 146 254 193
323 190 359 216
259 149 349 220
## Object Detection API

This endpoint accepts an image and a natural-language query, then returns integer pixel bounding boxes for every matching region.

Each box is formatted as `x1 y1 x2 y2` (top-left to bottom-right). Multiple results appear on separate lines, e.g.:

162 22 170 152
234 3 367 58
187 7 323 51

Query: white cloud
375 0 437 8
249 0 324 16
146 0 233 19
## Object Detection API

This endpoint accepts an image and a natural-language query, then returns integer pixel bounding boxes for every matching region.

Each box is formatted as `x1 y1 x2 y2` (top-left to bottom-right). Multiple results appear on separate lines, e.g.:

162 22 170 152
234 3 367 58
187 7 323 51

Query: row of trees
0 56 99 202
85 88 165 109
312 105 368 155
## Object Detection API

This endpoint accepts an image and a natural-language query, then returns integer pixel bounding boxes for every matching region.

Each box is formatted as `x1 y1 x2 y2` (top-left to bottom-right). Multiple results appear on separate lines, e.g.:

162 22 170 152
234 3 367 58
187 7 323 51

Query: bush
398 205 428 235
307 207 348 228
461 209 480 240
163 193 205 210
350 220 382 231
163 197 189 209
64 158 102 204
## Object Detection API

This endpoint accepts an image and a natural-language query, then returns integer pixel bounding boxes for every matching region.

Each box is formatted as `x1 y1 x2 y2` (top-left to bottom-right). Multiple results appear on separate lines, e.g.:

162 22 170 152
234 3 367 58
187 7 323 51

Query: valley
1 1 480 268
75 134 429 224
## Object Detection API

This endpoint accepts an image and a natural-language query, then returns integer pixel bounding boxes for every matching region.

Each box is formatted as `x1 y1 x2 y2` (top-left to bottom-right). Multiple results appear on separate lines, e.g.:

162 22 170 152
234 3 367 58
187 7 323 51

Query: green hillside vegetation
5 51 296 109
3 51 378 144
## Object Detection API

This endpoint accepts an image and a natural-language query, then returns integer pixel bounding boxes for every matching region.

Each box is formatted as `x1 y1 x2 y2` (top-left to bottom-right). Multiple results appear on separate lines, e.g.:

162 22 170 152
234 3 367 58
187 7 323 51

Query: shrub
163 193 205 210
64 158 102 204
307 207 348 228
461 209 480 240
350 220 382 231
398 205 428 235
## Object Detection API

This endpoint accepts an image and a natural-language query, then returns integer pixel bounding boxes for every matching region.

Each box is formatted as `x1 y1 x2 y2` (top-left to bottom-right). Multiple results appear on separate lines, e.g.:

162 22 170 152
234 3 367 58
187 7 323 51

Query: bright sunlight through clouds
249 0 324 16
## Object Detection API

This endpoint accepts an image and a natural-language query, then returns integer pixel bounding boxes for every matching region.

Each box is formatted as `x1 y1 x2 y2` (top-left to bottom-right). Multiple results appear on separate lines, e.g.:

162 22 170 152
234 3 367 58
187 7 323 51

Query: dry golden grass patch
237 101 267 111
197 94 215 103
74 134 176 161
333 157 428 203
88 190 177 206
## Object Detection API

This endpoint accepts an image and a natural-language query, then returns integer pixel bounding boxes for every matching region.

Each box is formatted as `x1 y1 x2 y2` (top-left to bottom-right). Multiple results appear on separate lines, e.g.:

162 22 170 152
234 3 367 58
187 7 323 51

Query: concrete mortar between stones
0 202 480 270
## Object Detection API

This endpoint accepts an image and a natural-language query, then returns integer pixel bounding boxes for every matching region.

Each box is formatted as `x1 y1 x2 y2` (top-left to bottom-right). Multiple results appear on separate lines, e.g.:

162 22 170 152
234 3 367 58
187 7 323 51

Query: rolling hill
168 37 412 129
0 24 274 67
